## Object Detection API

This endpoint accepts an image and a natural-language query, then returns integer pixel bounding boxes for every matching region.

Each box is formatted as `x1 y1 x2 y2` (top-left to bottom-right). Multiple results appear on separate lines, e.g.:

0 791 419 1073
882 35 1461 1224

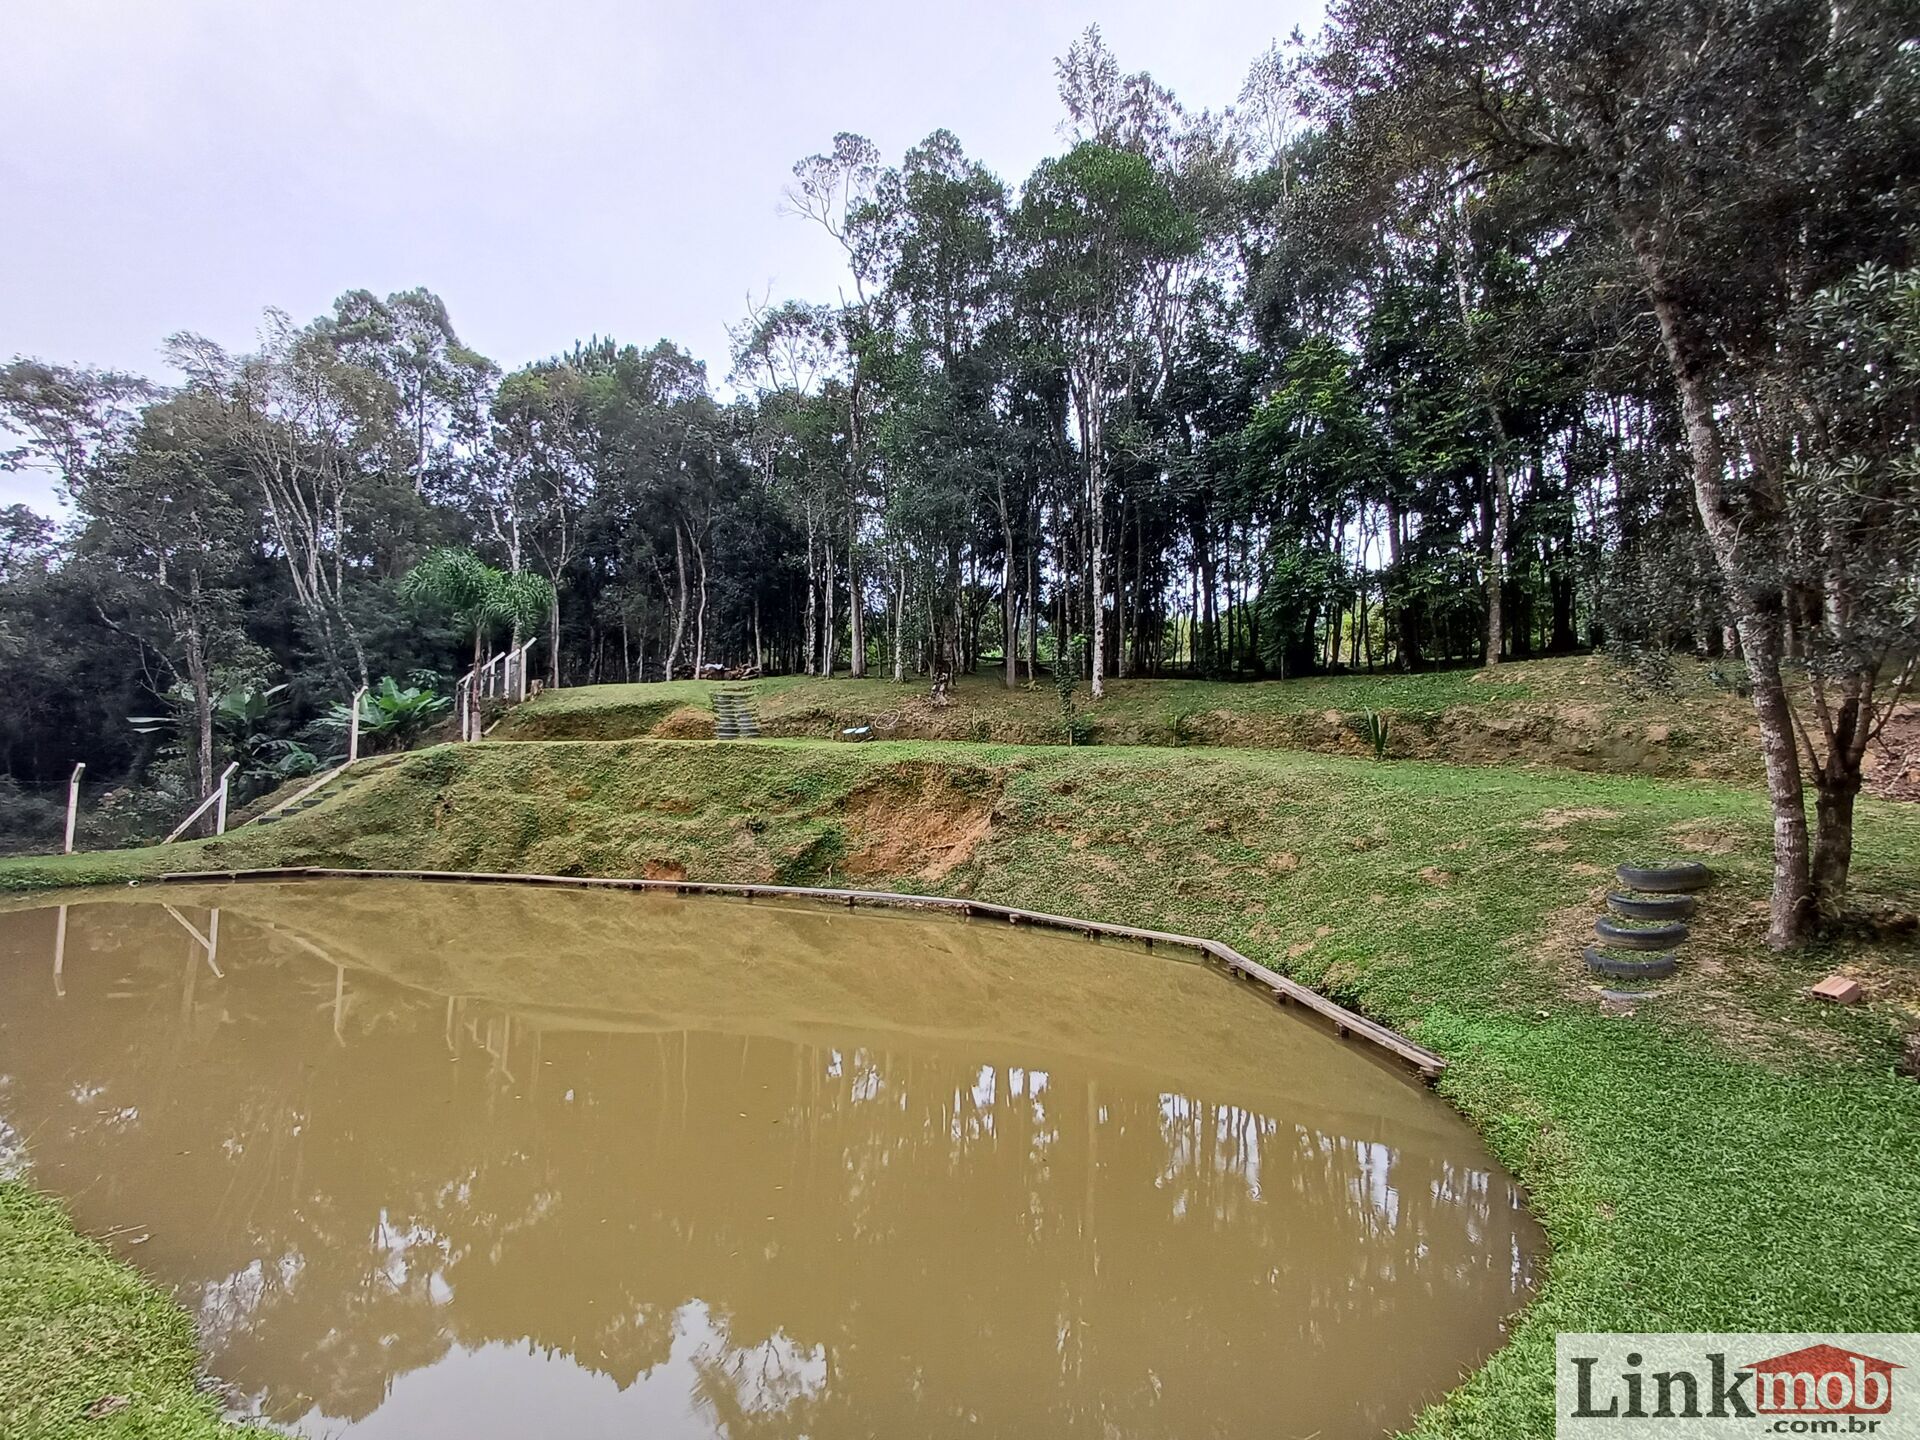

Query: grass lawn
2 727 1917 1437
495 655 1779 784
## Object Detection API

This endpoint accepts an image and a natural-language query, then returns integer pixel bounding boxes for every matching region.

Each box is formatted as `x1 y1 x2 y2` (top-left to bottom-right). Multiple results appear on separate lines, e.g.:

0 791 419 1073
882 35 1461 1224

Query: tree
400 549 553 735
169 319 378 688
730 301 846 677
786 133 884 679
1317 0 1920 943
856 130 1018 686
1019 141 1196 696
1780 263 1920 914
494 361 593 686
0 359 150 492
73 393 254 801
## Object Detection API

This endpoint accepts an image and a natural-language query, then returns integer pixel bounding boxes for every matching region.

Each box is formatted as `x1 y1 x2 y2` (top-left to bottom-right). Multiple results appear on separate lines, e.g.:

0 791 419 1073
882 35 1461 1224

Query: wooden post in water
52 904 68 997
63 762 84 853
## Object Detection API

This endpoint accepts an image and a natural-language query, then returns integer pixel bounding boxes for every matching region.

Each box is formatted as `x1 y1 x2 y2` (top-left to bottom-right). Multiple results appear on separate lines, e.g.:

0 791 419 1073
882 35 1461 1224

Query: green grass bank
497 656 1800 786
2 732 1918 1437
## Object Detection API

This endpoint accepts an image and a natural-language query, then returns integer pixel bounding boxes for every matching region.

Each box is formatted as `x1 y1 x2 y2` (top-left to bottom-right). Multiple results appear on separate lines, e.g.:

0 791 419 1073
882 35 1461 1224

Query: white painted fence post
517 637 537 701
213 760 239 835
459 667 477 741
164 760 242 844
63 762 84 854
347 685 368 764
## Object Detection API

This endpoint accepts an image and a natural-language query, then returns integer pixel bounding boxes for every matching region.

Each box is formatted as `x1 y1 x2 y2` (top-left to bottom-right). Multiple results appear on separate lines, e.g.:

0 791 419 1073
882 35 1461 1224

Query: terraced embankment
491 657 1793 782
3 735 1919 1438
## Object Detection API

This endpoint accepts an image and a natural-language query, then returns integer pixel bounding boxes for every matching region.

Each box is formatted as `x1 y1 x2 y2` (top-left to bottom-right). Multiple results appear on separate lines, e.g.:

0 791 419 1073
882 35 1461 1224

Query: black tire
1616 861 1712 894
1594 916 1689 950
1584 946 1678 979
1607 891 1697 922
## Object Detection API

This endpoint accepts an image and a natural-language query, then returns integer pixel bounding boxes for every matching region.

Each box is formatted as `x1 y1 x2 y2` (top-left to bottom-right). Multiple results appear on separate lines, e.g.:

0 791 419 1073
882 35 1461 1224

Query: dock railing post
63 762 85 854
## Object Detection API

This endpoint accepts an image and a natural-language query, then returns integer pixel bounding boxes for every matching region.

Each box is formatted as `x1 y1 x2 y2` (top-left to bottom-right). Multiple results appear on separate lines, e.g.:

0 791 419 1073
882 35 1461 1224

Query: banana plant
320 676 451 755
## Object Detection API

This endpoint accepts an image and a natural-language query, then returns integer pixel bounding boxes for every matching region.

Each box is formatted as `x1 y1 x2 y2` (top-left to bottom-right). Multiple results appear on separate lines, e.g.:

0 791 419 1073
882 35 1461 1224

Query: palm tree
401 548 554 735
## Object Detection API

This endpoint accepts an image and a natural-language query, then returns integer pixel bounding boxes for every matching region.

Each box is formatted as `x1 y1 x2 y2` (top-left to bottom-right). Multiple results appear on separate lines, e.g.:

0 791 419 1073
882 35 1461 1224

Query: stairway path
710 686 762 740
248 757 392 827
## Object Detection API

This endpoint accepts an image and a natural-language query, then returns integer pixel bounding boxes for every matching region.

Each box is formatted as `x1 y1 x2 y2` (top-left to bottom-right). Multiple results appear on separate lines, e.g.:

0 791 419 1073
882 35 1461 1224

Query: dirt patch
1865 705 1920 802
1664 818 1744 855
1526 806 1623 831
642 859 687 880
1265 851 1300 873
653 706 717 739
836 763 1006 882
1418 866 1456 887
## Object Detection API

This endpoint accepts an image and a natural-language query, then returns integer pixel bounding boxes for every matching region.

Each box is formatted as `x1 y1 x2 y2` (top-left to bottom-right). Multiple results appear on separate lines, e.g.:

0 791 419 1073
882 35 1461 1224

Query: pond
0 880 1542 1438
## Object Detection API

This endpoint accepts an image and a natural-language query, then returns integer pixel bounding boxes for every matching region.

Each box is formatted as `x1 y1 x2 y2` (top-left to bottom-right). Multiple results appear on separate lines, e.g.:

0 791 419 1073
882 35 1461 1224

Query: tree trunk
820 548 837 678
665 524 689 679
846 366 867 679
470 623 487 740
1485 452 1509 665
803 518 818 680
848 529 865 678
1810 687 1875 919
997 479 1018 690
1385 497 1421 670
1812 773 1860 920
892 569 906 683
184 610 214 805
693 535 709 677
1025 539 1038 685
1114 495 1128 681
1636 236 1811 947
1083 399 1107 700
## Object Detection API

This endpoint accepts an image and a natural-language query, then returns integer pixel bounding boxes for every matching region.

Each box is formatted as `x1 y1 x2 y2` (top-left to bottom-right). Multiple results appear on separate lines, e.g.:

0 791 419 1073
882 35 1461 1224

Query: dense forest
2 0 1915 944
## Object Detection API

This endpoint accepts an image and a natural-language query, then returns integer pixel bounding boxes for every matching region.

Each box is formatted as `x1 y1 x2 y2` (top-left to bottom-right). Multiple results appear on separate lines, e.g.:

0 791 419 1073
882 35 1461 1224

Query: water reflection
0 883 1541 1439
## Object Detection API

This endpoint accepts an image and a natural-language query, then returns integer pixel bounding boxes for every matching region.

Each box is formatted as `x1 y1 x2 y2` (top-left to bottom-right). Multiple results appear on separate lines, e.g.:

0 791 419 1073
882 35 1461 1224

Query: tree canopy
2 18 1914 939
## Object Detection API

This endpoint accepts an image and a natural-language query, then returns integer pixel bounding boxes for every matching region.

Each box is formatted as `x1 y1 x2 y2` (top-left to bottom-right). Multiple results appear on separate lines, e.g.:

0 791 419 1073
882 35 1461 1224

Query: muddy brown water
0 880 1542 1438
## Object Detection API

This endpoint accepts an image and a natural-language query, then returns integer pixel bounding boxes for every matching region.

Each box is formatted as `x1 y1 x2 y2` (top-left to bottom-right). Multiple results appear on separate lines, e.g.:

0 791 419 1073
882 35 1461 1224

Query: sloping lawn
2 736 1916 1438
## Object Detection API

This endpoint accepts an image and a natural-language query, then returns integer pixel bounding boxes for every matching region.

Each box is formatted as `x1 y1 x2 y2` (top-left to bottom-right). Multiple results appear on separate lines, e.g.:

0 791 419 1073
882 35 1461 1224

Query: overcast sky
1 0 1321 513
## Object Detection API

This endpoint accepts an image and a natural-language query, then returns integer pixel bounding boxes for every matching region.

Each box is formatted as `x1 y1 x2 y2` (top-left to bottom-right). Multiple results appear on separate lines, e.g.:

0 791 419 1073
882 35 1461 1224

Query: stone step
710 688 762 740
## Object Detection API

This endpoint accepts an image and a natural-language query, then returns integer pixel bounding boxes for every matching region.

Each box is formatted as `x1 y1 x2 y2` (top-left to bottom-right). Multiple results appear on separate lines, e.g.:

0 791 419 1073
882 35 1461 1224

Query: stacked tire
1585 862 1710 983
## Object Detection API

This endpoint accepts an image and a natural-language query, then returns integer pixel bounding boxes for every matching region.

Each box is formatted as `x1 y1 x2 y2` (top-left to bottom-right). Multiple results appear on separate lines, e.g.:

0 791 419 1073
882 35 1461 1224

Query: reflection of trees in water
0 902 1536 1438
